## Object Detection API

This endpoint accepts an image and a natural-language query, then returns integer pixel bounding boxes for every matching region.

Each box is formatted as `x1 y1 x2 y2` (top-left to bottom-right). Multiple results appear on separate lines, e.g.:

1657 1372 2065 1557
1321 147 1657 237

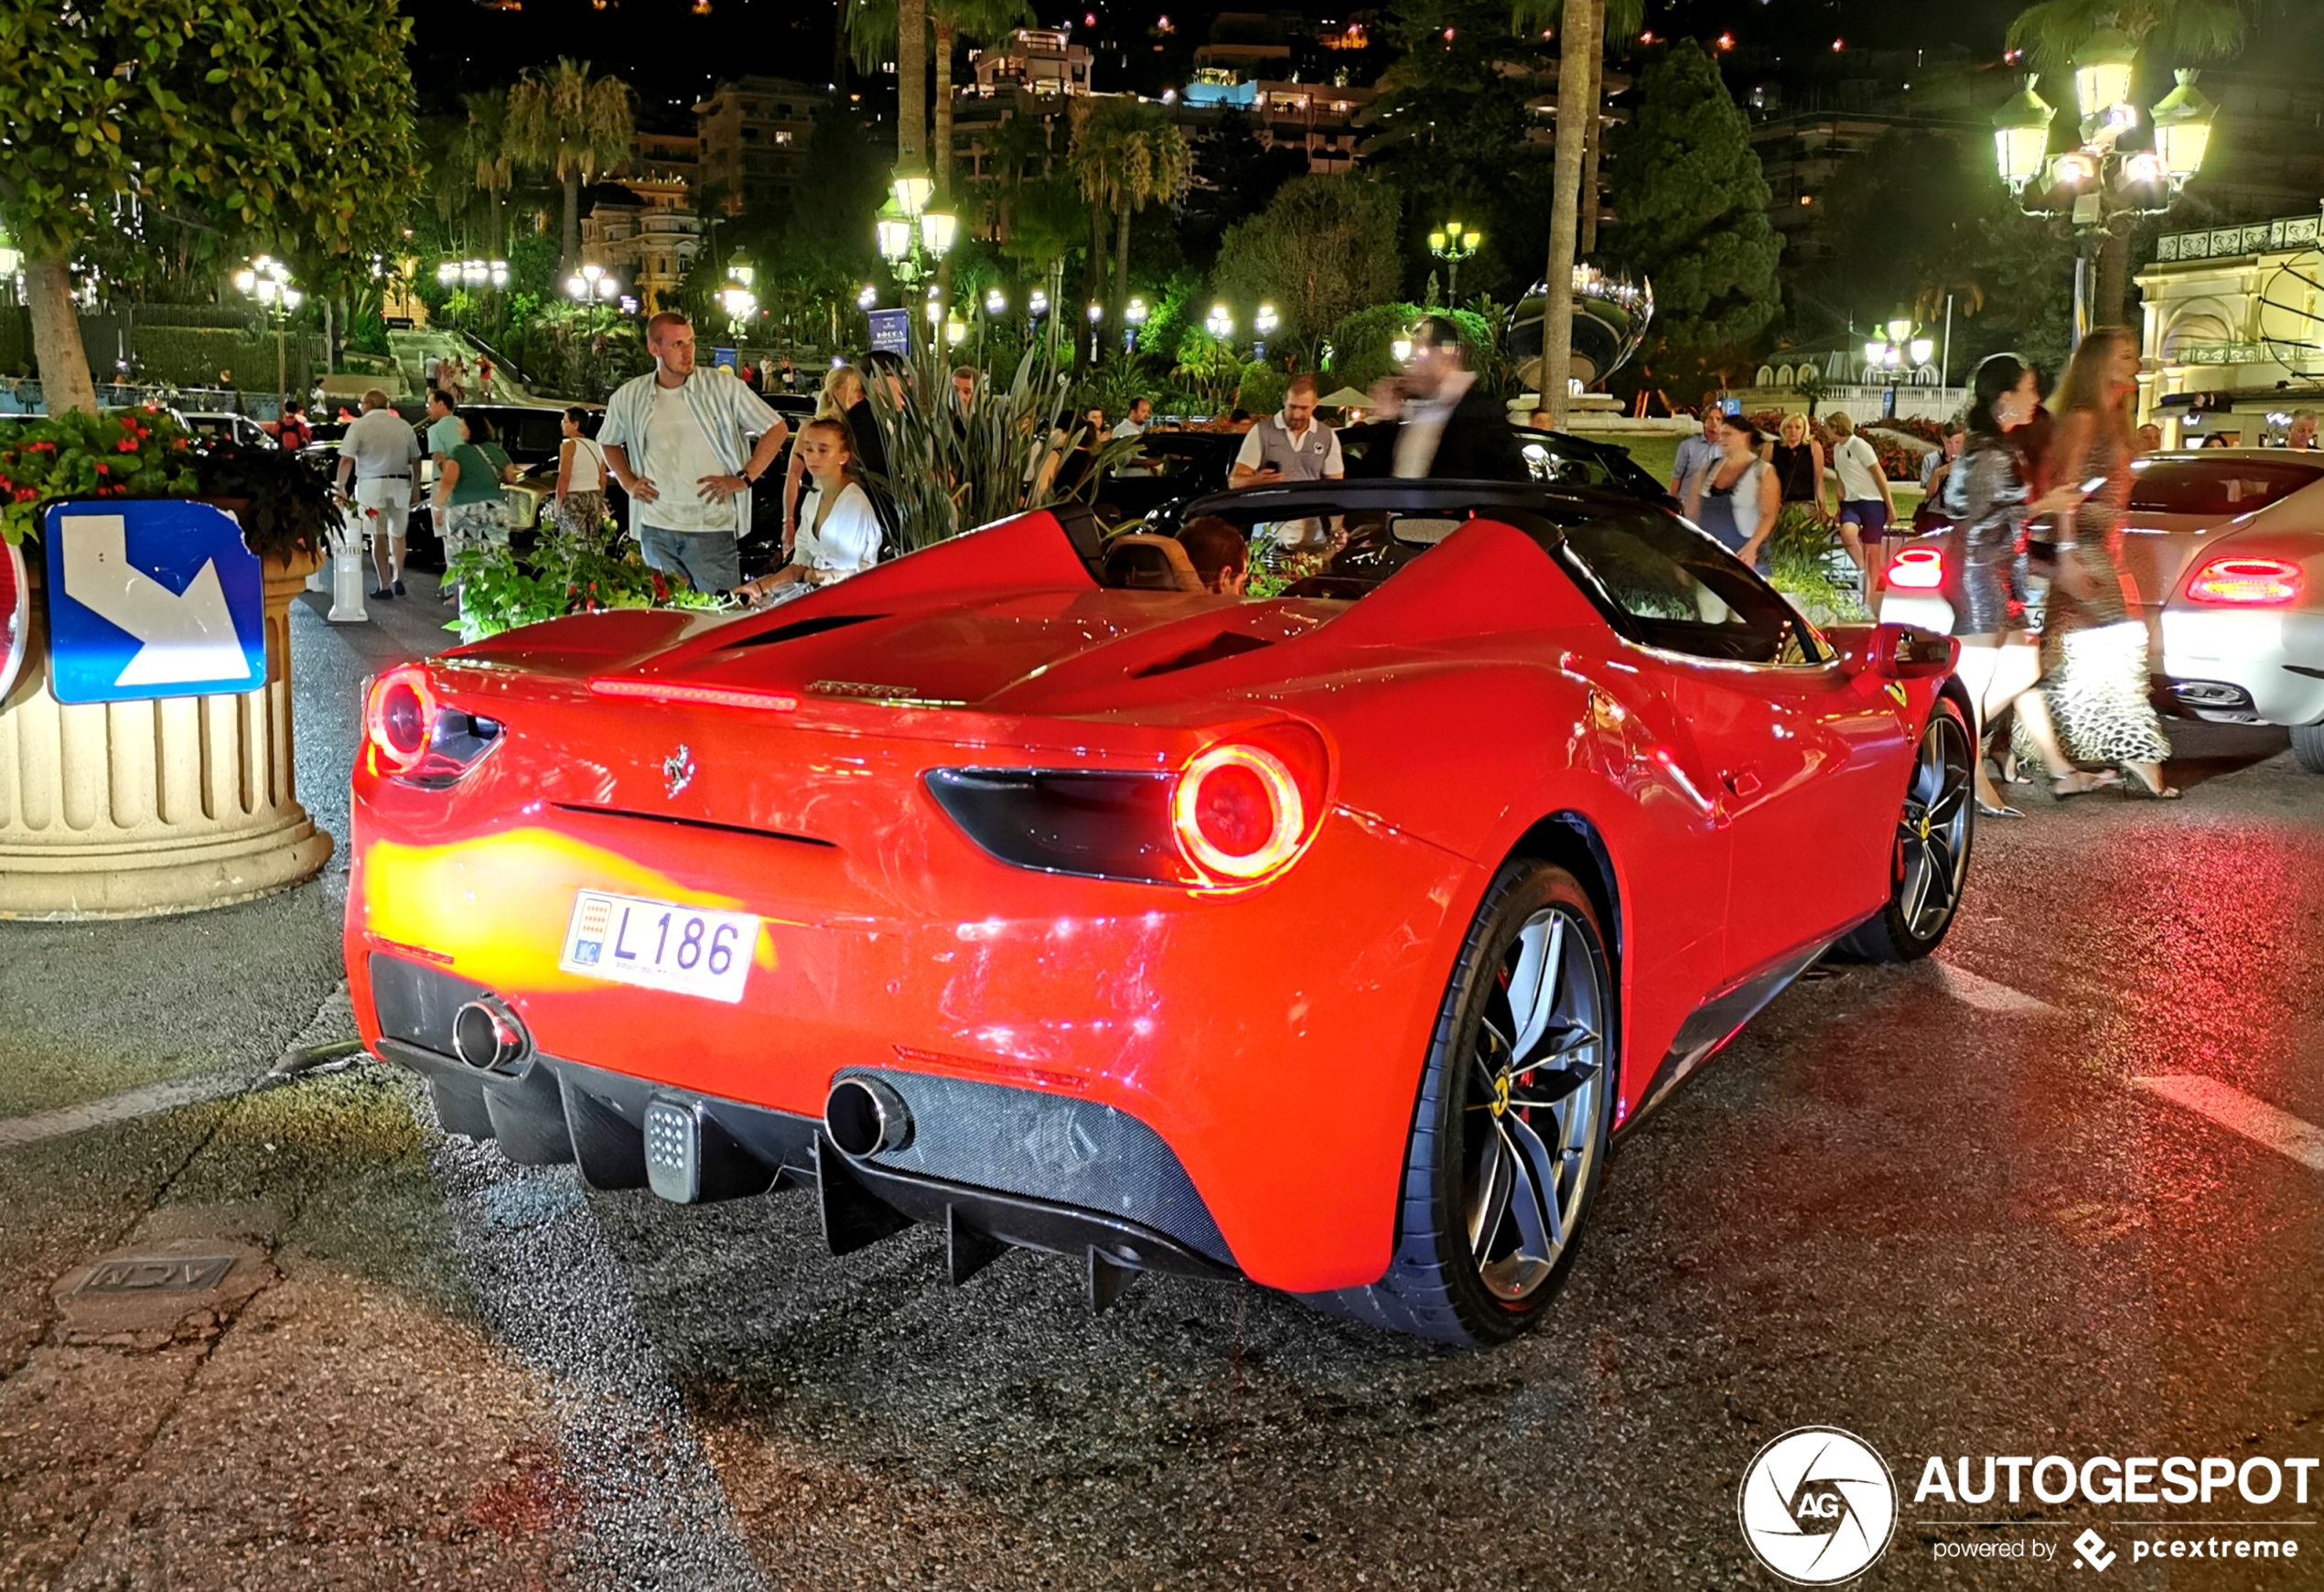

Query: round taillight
1887 545 1943 590
366 668 436 771
1172 743 1305 882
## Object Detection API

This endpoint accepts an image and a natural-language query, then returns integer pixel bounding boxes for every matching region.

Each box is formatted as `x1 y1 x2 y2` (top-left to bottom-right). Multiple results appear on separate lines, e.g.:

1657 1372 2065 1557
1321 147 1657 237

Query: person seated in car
1179 514 1251 597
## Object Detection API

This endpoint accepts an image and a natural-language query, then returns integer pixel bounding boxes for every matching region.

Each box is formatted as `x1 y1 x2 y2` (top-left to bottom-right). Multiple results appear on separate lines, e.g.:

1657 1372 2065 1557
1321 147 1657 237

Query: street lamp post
1427 220 1481 304
1990 36 2216 337
1861 315 1938 417
980 287 1006 366
1253 302 1279 361
1086 302 1105 366
1124 295 1148 355
874 164 957 348
564 262 620 306
232 255 304 423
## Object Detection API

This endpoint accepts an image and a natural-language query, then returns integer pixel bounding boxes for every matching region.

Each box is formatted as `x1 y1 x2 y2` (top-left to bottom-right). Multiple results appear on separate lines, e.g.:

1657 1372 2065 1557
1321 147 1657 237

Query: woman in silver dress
1942 354 2103 814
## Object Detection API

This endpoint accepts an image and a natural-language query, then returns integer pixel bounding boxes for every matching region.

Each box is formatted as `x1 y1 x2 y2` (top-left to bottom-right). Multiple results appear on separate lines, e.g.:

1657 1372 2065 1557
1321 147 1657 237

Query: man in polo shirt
336 390 424 597
599 312 789 594
1231 373 1343 548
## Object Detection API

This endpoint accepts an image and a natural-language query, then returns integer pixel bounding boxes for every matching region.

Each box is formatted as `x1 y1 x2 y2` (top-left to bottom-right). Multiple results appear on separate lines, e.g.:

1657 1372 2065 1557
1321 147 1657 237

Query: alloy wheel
1462 905 1609 1302
1897 713 1973 939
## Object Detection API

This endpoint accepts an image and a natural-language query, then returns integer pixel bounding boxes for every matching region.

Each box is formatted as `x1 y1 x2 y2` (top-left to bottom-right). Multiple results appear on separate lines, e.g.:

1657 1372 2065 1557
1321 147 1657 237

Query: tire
1837 699 1974 963
1318 859 1617 1346
2292 721 2324 775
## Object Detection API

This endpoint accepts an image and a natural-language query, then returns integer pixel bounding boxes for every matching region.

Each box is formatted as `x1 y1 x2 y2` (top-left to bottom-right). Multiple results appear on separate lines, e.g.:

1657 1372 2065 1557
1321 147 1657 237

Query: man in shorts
336 390 422 598
1825 411 1897 595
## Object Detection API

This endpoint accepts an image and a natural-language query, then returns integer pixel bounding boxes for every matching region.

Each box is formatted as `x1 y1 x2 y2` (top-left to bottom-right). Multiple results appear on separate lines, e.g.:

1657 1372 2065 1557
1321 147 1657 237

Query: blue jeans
639 525 741 594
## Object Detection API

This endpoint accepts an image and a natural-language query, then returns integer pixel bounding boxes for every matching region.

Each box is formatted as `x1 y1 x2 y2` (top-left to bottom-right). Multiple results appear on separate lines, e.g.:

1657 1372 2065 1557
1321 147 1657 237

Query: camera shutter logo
1738 1426 1898 1585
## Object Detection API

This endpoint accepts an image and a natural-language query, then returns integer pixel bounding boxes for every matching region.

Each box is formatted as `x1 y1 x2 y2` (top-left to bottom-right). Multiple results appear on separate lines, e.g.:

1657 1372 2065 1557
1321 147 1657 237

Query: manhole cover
53 1238 274 1342
77 1254 240 1295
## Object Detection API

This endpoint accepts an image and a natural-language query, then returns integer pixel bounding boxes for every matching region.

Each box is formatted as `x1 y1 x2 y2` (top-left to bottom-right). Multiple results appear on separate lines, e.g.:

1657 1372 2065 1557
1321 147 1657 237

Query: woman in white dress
737 418 881 606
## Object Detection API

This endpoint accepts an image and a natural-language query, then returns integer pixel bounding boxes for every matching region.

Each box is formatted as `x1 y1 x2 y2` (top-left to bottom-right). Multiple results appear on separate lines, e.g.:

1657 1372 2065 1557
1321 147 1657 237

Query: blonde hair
1825 411 1855 436
818 363 866 419
2050 326 2137 455
1779 413 1809 445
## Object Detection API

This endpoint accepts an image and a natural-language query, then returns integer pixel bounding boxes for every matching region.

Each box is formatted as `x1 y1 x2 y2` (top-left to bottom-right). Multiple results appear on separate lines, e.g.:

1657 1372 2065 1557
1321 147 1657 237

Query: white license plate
558 890 759 1004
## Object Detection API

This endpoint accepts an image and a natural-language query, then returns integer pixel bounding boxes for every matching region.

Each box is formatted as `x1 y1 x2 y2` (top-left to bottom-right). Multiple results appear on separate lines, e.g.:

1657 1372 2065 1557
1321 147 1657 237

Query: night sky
405 0 2050 122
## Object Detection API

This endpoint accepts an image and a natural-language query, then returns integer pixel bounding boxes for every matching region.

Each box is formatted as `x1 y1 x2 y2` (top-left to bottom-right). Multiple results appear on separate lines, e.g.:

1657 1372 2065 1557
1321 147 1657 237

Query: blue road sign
867 308 912 356
712 346 739 371
42 500 266 705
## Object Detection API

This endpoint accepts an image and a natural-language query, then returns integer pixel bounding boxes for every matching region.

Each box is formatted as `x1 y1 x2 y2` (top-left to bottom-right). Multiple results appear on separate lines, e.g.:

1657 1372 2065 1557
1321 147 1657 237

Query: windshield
2126 457 2324 518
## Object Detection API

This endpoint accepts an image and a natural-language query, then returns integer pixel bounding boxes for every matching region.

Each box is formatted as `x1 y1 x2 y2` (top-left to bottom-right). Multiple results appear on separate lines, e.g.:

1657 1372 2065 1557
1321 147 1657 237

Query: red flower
116 438 138 453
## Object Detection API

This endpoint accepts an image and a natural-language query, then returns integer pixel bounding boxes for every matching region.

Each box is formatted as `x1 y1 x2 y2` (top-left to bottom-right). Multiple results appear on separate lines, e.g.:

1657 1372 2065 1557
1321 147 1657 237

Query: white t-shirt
337 407 422 480
1832 434 1887 502
641 383 736 533
1110 418 1147 439
795 479 882 575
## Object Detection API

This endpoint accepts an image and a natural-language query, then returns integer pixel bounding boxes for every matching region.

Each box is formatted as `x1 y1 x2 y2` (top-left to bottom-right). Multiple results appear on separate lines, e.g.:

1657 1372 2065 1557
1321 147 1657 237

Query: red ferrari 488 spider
346 479 1972 1345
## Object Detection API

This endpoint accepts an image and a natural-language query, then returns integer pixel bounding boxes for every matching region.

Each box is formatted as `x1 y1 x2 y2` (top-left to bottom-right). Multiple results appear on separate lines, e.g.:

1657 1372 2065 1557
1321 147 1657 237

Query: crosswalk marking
1933 961 2058 1016
2130 1075 2324 1172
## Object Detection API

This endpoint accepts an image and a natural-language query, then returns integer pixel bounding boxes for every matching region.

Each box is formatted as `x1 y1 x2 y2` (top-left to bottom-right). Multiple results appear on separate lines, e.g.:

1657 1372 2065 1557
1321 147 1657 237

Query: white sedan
1878 448 2324 771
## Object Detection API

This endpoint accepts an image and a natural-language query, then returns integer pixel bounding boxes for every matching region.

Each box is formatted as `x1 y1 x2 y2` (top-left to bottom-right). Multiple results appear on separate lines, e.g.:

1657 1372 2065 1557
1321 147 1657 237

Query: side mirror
1855 621 1956 681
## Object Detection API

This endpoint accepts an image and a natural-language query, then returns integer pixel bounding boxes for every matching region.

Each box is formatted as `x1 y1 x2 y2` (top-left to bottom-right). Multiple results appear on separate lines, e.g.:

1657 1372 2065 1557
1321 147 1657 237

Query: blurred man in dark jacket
1344 315 1527 481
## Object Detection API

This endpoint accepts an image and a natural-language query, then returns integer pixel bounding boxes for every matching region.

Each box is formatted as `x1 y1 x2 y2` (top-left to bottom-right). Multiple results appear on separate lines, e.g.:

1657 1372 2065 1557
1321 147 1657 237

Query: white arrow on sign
59 513 257 690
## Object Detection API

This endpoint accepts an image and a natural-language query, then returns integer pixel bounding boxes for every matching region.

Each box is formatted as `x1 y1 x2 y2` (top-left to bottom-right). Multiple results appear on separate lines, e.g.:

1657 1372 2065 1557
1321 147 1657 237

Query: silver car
2159 493 2324 772
1877 444 2324 673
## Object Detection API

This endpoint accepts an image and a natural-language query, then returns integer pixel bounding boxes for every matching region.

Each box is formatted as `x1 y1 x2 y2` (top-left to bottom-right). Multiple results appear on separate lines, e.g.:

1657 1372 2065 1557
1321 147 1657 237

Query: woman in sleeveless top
737 418 881 608
1942 354 2100 813
554 406 610 540
2024 327 2176 797
1764 413 1826 515
1685 413 1779 572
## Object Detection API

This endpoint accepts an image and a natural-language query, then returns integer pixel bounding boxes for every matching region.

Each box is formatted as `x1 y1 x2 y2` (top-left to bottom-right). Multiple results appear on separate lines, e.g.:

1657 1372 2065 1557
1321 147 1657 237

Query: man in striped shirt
599 312 789 594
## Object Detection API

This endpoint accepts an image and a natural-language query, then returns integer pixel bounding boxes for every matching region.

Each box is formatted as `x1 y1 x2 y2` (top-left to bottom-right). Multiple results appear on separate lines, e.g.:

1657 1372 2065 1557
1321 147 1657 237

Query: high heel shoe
2121 766 2181 801
2050 770 2118 801
1974 800 2027 820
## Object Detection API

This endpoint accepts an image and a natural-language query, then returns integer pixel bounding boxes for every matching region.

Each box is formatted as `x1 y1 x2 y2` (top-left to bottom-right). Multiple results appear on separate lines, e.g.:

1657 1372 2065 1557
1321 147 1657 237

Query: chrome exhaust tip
825 1075 911 1156
451 998 528 1072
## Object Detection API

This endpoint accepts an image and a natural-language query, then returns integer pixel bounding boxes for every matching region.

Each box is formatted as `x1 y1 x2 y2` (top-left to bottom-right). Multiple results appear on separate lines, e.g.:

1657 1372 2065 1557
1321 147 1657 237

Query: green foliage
0 408 328 562
1210 177 1403 360
1171 330 1244 411
431 297 643 403
128 326 311 391
446 522 725 644
0 0 421 264
1602 41 1783 393
1132 270 1203 361
872 340 1128 552
0 409 199 546
1764 504 1870 625
1327 301 1426 395
1236 360 1288 418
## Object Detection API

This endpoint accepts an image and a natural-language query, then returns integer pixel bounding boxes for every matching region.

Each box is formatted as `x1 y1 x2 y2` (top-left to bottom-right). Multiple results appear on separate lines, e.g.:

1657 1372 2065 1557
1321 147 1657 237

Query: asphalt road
0 586 2319 1590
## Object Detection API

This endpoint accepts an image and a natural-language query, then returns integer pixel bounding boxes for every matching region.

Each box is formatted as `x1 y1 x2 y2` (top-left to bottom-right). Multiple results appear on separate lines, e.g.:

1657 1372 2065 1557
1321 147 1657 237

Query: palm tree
506 59 634 279
1531 0 1599 426
461 91 515 261
931 0 1036 203
1577 0 1645 255
1070 98 1192 360
2006 0 2247 324
846 0 927 173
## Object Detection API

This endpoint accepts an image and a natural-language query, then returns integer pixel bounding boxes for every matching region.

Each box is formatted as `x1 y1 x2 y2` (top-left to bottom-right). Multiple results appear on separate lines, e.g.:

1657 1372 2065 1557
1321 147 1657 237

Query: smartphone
2078 476 2108 493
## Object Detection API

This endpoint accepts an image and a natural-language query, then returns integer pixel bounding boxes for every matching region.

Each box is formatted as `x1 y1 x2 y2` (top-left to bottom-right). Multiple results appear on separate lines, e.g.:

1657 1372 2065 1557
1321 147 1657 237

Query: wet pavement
0 586 2319 1589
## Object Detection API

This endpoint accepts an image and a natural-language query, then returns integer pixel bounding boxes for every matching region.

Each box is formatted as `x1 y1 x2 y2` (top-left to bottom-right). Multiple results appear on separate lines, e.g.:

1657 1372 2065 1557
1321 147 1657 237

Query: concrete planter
0 547 333 919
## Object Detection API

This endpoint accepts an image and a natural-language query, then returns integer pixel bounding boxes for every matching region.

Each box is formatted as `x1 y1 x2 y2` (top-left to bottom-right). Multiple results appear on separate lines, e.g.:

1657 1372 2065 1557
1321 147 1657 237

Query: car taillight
2184 555 2302 606
927 723 1330 890
1170 726 1329 887
1173 745 1306 881
1888 545 1943 590
363 664 502 787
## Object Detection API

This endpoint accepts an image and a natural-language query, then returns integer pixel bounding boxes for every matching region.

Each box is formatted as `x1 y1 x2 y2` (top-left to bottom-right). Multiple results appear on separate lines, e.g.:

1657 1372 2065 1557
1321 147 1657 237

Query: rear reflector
1888 545 1944 590
2183 556 2302 606
590 678 801 711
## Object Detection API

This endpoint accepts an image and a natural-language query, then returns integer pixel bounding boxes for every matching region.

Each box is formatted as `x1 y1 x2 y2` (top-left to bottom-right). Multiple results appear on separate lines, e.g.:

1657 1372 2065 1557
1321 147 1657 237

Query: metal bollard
326 503 369 623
